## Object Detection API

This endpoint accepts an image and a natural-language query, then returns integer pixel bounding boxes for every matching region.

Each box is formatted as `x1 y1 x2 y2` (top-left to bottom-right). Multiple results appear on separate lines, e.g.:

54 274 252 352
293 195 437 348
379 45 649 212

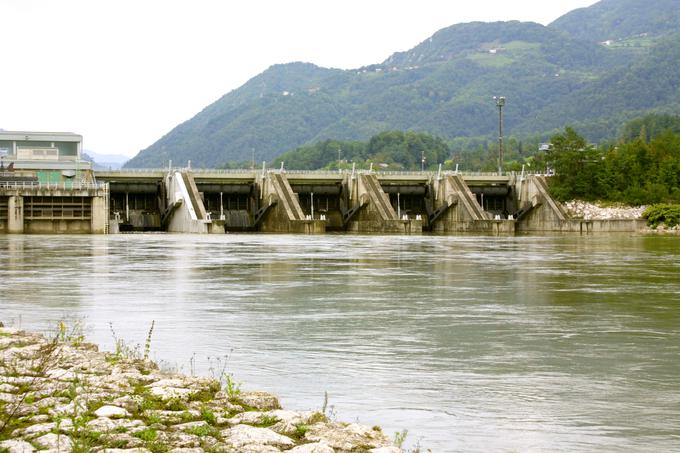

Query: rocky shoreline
0 326 402 453
563 200 679 232
563 200 646 221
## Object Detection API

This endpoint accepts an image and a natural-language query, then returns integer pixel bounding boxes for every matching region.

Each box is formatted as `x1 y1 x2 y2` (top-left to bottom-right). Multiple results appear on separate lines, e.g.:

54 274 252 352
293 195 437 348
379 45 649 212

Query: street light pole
494 96 505 175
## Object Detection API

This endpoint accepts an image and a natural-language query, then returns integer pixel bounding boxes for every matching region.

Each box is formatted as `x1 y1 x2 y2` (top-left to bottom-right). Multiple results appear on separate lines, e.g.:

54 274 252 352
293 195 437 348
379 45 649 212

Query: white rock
148 385 193 400
45 368 78 381
33 432 73 451
0 439 36 453
87 416 145 432
0 383 18 393
288 441 335 453
95 405 131 418
0 392 17 403
100 449 152 453
237 391 281 410
169 421 210 432
236 446 281 453
29 415 50 424
230 409 311 426
148 378 186 388
163 431 202 448
370 447 404 453
142 409 200 424
13 420 73 438
304 422 392 451
221 424 295 449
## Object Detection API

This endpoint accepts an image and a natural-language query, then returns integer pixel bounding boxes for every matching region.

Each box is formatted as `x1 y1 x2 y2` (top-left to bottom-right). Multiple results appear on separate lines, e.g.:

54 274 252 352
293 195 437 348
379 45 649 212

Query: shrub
642 204 680 228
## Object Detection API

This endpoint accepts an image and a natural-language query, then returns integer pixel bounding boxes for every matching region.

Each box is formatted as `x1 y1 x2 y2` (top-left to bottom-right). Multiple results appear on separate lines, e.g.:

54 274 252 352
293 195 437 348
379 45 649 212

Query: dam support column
8 196 24 234
346 174 421 234
259 172 325 233
515 175 569 232
91 195 108 234
431 174 514 234
164 171 225 233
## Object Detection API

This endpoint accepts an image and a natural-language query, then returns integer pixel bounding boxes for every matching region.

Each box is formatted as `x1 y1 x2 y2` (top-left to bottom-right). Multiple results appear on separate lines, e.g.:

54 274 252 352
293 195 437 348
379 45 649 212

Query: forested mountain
125 0 680 168
549 0 680 43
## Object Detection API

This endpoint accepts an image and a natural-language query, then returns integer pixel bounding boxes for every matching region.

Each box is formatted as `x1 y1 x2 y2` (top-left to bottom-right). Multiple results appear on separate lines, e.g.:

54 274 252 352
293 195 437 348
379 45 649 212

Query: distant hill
125 0 680 169
549 0 680 43
513 32 680 138
83 150 129 170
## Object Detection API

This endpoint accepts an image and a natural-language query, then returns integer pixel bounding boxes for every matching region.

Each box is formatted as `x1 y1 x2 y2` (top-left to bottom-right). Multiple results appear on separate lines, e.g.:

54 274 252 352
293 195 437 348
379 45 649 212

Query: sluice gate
99 170 164 232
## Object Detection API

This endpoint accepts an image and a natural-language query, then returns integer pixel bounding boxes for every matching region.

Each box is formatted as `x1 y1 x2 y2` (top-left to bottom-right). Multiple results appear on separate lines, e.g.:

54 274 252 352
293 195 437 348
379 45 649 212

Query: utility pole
494 96 505 175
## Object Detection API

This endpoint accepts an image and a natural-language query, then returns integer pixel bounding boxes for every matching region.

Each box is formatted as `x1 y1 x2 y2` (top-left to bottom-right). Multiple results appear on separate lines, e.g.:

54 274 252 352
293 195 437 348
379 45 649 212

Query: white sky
1 0 599 158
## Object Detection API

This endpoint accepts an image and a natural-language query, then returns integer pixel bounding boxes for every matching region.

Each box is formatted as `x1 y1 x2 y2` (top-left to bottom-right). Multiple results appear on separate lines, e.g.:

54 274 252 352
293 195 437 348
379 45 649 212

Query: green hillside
549 0 680 43
513 32 680 138
125 0 680 169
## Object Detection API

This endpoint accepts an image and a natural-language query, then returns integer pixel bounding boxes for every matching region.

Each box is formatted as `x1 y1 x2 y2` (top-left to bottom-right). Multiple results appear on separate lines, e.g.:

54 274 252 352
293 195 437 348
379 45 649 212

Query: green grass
188 424 215 437
467 52 514 67
200 407 217 425
253 414 279 428
134 428 158 442
292 424 309 440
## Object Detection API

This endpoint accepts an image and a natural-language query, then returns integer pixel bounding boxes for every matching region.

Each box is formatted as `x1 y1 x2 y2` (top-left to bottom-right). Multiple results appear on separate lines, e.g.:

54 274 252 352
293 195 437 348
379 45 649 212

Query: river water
1 233 679 452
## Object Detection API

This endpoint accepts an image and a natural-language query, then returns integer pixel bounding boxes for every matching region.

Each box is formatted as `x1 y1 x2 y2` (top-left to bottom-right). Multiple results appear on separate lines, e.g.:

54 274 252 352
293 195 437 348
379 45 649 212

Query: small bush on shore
643 204 680 228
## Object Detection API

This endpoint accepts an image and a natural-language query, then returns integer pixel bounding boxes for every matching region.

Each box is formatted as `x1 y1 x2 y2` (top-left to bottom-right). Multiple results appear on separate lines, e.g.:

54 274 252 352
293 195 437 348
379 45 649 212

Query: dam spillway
94 168 580 235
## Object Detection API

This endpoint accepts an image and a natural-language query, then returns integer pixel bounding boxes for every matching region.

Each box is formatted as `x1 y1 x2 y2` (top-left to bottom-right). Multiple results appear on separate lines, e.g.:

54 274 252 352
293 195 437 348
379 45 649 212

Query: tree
546 127 603 200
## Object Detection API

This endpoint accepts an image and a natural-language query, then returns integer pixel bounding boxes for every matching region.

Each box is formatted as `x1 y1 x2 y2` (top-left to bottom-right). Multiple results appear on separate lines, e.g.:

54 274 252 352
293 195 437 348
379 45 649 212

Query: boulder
237 391 281 410
0 439 36 453
221 424 295 449
304 422 393 451
288 442 335 453
33 433 73 451
95 405 131 418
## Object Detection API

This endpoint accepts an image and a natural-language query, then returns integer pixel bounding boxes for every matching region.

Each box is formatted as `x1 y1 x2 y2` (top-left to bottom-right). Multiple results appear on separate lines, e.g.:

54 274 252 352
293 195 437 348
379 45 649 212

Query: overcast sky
1 0 599 158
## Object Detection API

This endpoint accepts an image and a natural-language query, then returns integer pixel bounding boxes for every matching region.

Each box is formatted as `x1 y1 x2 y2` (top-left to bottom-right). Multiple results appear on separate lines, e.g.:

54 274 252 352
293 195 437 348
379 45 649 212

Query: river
1 233 679 452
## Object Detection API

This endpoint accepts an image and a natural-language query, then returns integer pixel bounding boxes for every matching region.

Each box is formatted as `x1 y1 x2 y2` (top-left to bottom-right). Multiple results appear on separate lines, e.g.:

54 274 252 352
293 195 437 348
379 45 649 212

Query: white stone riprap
564 200 646 220
0 327 401 452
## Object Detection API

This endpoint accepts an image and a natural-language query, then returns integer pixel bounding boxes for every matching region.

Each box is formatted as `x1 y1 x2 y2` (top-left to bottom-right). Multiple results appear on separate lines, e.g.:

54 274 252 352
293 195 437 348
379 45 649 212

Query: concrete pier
345 174 422 234
431 174 495 233
0 182 110 234
259 172 325 233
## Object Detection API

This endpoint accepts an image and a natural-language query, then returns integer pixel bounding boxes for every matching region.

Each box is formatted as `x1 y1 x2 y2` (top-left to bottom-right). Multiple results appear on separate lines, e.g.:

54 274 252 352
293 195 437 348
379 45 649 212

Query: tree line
544 123 680 205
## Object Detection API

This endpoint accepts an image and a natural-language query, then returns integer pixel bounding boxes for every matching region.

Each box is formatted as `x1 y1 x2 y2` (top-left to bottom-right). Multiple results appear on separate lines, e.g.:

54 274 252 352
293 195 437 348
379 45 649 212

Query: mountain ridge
125 0 680 168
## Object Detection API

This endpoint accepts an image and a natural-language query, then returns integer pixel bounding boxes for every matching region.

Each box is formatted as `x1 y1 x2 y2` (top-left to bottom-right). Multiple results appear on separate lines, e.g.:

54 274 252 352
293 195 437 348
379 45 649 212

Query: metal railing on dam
96 168 547 179
0 181 109 191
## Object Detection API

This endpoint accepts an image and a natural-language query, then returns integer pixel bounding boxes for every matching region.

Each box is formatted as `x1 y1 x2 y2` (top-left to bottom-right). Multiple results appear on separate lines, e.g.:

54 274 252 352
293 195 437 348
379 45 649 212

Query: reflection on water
1 234 679 452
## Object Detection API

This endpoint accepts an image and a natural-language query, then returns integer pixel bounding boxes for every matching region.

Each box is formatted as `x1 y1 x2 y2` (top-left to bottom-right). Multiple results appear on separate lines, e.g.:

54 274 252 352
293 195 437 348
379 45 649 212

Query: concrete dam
0 131 646 235
1 168 647 235
92 168 643 235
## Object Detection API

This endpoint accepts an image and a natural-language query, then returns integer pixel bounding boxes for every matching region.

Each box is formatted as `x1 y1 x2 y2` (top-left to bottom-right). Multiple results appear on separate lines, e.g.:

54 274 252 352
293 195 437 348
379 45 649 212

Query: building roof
0 131 82 142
